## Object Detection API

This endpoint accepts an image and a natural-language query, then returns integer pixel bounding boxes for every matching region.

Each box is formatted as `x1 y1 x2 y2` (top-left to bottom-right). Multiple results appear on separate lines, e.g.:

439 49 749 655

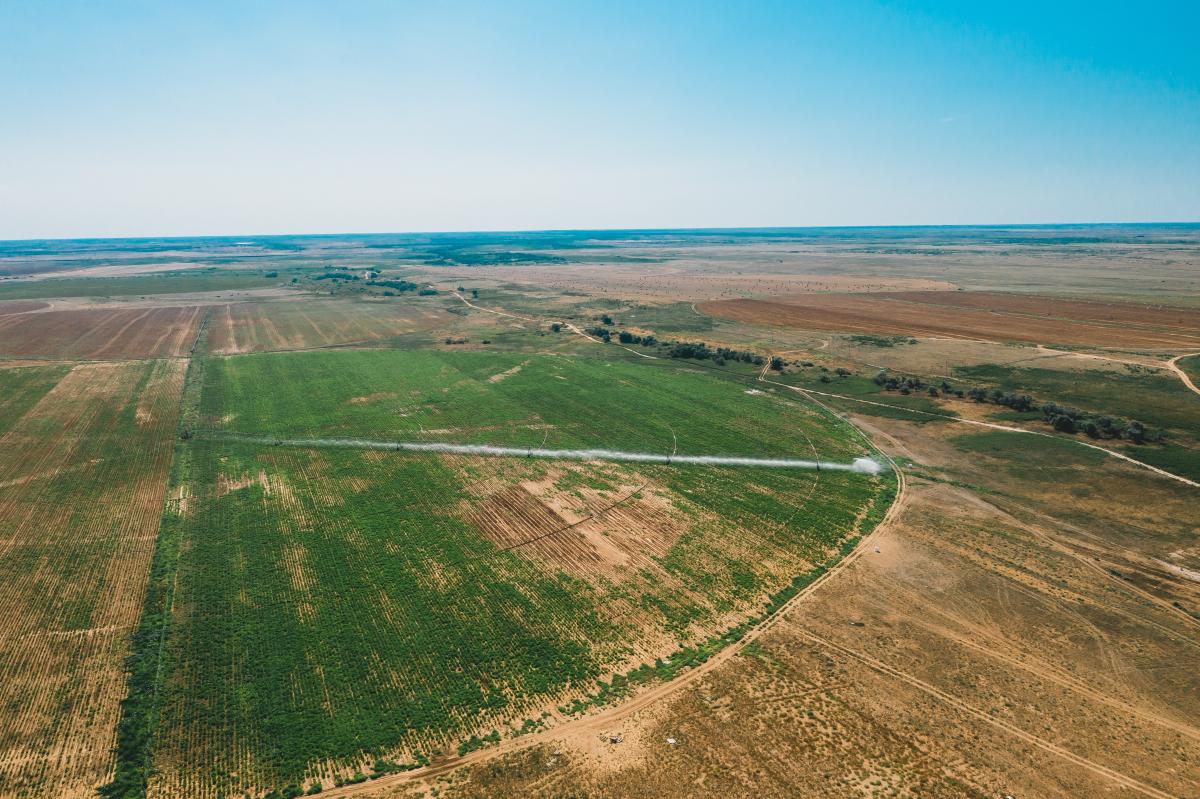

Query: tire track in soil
789 628 1183 799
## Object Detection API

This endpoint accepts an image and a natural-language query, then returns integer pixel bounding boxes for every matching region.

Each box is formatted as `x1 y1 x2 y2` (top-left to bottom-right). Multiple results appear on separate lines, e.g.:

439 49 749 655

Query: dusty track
791 628 1183 799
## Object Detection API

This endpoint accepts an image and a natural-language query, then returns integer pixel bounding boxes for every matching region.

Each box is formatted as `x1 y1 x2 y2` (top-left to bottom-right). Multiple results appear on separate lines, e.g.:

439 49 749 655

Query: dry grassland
0 301 49 317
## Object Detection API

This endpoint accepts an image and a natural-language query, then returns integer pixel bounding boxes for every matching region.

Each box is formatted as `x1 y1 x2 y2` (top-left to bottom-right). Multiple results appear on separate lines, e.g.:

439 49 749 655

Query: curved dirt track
1166 353 1200 398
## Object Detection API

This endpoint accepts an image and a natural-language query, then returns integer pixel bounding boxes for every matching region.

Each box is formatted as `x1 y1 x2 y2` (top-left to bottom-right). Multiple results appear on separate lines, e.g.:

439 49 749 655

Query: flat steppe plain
0 225 1196 799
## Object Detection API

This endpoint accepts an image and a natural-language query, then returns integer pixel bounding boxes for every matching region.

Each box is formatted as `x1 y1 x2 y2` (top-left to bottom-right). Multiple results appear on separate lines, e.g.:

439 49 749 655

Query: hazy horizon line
4 220 1200 246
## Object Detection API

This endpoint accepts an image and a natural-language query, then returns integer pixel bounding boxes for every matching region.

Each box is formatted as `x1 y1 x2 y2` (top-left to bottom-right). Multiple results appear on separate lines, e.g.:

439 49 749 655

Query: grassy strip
100 314 209 798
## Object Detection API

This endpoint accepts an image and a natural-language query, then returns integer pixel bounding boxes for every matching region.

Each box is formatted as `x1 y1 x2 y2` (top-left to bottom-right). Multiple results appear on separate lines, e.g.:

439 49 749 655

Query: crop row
0 360 184 799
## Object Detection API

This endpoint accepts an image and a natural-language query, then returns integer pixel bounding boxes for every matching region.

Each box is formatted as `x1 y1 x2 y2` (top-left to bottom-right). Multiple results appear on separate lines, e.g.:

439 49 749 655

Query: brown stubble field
362 413 1200 799
0 306 204 359
0 296 451 360
0 359 185 798
698 292 1200 350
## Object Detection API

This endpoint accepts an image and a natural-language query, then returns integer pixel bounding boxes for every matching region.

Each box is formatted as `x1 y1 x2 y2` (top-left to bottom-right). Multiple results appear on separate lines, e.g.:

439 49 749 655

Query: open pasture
699 291 1200 350
815 336 1161 380
0 306 204 359
205 299 450 354
0 359 184 799
142 349 888 796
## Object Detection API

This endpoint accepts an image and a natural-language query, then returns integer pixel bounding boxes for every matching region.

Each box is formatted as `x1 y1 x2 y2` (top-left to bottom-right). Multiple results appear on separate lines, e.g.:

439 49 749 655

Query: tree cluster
666 341 764 365
1039 402 1154 442
872 370 1160 443
966 387 1036 412
617 331 656 346
365 279 419 292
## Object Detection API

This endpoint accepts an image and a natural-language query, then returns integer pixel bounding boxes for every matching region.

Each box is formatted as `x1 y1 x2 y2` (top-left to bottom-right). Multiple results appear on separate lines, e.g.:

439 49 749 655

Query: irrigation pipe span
202 433 883 474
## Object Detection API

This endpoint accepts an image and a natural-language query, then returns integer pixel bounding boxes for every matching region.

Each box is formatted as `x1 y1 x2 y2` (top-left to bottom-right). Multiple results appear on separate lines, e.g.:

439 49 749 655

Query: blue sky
1 0 1197 238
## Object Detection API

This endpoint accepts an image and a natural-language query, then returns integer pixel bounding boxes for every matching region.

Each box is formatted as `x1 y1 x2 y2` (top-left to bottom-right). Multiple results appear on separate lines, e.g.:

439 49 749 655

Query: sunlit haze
2 0 1197 238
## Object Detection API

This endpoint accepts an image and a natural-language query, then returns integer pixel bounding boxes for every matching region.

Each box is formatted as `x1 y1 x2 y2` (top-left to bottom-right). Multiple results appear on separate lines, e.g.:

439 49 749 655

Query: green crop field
0 270 281 300
0 363 72 435
198 349 863 455
132 349 889 797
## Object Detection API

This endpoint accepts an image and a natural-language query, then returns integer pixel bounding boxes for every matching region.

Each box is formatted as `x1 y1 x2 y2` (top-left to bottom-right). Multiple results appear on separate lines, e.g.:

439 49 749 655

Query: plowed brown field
699 291 1200 349
0 306 203 358
870 291 1200 329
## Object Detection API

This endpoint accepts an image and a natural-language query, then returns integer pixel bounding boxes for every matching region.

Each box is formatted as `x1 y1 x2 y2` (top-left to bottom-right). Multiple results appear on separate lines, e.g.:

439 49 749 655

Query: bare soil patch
461 468 687 581
878 290 1200 329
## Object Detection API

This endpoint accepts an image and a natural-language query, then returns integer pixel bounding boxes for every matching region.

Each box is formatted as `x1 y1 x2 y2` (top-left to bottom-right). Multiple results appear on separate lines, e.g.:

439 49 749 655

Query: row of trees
1039 402 1155 442
666 341 765 365
365 279 419 292
617 331 657 346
